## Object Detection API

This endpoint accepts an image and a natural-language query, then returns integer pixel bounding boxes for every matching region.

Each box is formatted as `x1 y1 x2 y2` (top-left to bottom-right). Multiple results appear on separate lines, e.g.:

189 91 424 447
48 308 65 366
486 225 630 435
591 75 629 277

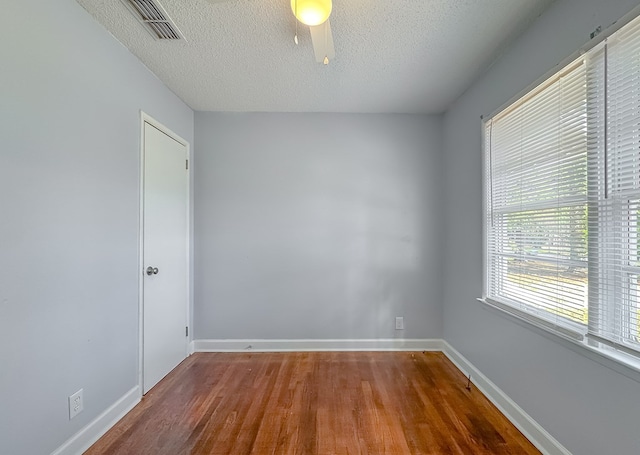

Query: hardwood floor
85 352 540 454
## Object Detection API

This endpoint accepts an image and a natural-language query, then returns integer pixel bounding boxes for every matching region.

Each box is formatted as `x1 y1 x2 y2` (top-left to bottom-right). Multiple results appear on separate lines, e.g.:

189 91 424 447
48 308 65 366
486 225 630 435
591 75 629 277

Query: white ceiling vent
122 0 185 40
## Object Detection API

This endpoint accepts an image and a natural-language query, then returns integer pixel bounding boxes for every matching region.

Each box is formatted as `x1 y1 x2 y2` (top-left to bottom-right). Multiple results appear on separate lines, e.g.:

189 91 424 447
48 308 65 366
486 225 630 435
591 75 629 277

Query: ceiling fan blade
309 20 335 63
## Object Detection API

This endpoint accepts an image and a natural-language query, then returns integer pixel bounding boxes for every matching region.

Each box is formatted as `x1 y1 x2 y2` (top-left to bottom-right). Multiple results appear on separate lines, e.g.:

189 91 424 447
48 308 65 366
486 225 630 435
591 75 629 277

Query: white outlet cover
69 389 84 420
395 317 404 330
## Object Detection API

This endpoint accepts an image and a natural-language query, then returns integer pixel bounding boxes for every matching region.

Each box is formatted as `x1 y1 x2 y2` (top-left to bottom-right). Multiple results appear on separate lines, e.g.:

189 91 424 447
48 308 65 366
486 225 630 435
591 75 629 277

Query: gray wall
442 0 640 454
0 1 193 454
195 113 442 340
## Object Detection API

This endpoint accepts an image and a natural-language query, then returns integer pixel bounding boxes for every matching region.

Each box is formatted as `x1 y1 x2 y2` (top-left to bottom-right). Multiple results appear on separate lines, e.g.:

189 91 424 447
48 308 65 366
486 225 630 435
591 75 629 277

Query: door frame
137 111 191 395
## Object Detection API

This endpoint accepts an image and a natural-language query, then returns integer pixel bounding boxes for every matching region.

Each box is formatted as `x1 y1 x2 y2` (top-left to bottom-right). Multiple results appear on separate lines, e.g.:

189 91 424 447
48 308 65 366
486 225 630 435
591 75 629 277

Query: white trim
138 111 191 394
50 386 140 455
441 341 571 455
481 119 489 301
137 113 145 403
586 333 640 358
192 338 444 352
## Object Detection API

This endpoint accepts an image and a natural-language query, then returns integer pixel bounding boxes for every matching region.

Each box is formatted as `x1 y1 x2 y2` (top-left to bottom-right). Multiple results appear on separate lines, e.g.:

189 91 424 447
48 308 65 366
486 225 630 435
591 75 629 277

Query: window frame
480 5 640 381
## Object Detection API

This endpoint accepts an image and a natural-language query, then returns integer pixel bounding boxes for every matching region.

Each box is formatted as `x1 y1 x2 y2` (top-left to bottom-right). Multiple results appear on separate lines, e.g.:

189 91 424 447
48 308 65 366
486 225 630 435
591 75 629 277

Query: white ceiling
77 0 554 113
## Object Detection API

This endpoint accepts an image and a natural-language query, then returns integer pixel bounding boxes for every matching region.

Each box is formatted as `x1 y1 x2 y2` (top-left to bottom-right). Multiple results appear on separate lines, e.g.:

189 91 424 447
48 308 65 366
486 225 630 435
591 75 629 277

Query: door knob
146 266 159 276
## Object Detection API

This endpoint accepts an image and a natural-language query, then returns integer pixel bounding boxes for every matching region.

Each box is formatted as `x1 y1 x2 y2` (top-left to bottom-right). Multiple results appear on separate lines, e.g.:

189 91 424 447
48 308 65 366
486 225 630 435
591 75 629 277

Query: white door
142 119 189 394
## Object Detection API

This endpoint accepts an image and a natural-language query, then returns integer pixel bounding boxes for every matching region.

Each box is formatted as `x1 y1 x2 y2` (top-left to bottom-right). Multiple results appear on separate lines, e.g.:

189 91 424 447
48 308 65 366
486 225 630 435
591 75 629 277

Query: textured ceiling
76 0 554 113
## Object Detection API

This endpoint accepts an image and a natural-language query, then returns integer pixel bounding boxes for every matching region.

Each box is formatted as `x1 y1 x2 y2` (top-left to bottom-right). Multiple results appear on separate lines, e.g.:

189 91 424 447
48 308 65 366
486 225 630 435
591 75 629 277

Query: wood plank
85 352 541 455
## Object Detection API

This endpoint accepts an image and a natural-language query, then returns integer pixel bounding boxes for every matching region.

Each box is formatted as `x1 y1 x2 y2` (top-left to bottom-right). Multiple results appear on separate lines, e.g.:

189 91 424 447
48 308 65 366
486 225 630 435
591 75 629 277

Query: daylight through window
484 14 640 358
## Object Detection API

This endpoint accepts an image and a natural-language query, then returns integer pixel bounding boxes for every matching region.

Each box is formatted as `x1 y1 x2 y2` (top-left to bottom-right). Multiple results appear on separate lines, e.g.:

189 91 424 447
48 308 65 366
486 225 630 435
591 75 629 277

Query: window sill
477 297 640 384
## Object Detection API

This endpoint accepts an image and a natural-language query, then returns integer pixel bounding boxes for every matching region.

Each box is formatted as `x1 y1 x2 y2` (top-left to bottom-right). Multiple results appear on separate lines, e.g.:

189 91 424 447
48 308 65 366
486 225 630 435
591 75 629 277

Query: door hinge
186 159 189 170
185 326 189 337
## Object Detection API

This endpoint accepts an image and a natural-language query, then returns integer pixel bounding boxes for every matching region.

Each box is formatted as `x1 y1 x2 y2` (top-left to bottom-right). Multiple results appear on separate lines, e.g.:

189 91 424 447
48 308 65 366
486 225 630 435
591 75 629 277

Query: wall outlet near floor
395 316 404 330
69 389 84 420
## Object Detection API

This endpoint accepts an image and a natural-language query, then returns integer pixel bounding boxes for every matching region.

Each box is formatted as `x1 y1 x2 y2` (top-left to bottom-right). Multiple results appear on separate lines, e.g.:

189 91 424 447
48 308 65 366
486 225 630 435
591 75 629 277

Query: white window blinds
485 13 640 357
485 61 588 333
587 21 640 354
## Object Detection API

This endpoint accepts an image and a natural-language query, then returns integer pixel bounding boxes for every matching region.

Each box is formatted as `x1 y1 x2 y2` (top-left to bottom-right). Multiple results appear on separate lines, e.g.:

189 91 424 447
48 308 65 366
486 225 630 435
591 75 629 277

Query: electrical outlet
395 316 404 330
69 389 83 420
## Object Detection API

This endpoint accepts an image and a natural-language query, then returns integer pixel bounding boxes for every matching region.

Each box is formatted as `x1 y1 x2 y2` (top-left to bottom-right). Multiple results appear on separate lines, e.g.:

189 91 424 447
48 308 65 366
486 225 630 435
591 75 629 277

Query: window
484 14 640 359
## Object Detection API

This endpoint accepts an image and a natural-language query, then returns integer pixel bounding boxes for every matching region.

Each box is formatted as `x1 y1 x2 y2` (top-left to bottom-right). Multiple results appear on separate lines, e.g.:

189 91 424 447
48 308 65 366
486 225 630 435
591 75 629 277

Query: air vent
122 0 185 40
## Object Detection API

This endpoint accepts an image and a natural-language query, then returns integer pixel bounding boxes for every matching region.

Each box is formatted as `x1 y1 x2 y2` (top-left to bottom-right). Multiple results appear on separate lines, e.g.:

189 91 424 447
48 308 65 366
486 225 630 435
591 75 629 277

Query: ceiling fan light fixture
291 0 332 26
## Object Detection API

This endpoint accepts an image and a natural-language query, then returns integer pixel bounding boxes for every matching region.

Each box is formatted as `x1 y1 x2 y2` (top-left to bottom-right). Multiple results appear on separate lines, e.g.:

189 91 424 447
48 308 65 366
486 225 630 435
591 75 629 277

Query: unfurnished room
2 1 640 454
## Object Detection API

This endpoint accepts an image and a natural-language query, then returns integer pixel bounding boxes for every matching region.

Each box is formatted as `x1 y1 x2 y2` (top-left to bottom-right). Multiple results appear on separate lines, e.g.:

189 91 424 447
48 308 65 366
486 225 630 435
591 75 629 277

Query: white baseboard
192 338 444 352
441 341 571 455
50 386 140 455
